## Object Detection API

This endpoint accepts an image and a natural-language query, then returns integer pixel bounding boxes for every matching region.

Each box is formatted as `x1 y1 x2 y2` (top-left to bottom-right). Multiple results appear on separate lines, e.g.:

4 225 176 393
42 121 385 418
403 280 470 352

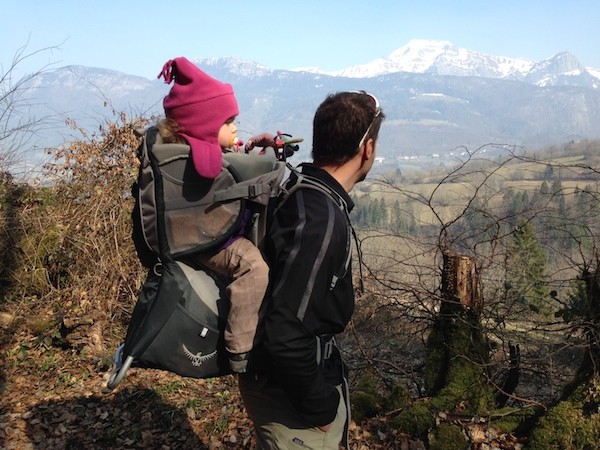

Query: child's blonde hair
156 118 187 144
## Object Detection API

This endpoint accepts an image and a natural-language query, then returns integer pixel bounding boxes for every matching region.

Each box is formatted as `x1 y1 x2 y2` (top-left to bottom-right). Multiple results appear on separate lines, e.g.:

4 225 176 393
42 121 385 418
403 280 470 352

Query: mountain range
296 39 600 85
18 39 600 170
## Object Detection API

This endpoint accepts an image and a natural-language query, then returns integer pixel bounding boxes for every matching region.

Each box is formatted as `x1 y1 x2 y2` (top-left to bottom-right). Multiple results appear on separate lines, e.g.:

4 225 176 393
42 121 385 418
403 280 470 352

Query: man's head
312 91 385 167
158 57 239 178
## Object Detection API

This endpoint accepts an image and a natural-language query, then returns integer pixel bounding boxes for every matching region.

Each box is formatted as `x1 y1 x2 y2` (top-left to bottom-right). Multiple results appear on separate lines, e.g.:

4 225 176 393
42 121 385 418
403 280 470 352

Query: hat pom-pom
158 59 175 84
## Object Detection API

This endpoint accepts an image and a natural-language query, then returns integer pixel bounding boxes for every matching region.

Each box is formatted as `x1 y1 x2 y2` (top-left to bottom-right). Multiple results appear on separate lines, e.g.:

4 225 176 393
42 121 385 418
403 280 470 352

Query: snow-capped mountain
15 40 600 171
192 57 272 78
523 52 600 88
298 39 600 89
318 40 534 79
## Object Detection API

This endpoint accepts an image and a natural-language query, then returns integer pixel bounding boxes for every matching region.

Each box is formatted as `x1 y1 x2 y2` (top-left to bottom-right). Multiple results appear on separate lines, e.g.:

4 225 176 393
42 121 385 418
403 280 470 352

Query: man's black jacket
255 163 356 427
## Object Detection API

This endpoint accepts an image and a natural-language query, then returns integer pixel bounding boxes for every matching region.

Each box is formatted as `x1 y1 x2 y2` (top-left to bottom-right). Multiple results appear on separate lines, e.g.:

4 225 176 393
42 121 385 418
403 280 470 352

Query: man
240 91 384 449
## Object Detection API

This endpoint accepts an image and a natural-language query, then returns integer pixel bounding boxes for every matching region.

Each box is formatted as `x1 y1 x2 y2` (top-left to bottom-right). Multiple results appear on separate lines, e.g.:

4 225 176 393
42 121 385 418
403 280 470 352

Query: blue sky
2 0 599 79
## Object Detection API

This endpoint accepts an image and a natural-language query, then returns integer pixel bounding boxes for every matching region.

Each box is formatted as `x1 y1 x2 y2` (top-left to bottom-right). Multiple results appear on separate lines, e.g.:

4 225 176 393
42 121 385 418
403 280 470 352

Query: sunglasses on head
353 91 381 148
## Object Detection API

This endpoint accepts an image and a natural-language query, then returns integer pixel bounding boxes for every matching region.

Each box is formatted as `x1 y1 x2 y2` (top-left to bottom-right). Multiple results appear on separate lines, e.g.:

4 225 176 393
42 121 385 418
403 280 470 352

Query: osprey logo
182 344 217 367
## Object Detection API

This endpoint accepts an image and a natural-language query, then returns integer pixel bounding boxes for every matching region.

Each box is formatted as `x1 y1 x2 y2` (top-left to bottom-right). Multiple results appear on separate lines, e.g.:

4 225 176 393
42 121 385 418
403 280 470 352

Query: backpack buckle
316 336 335 365
248 185 265 198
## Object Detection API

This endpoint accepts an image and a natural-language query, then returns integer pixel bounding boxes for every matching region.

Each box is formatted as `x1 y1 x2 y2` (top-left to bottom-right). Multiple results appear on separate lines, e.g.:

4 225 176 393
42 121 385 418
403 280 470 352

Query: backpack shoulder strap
276 165 364 293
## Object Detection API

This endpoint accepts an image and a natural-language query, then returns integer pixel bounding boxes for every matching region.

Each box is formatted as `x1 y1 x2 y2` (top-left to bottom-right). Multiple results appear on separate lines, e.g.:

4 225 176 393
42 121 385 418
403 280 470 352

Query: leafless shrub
345 141 600 406
10 108 151 341
1 39 61 175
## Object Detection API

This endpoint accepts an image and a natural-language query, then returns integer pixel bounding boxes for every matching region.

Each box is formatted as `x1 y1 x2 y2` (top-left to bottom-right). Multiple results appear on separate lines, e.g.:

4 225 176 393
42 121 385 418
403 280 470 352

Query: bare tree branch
1 38 64 174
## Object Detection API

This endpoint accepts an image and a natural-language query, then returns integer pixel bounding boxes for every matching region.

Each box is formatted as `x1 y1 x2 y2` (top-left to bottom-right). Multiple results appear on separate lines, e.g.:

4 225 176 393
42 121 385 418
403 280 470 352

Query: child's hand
244 133 276 153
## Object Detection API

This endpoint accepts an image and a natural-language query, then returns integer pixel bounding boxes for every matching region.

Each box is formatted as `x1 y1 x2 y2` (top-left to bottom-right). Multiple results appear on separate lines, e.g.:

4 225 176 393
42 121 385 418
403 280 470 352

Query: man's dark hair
311 91 385 165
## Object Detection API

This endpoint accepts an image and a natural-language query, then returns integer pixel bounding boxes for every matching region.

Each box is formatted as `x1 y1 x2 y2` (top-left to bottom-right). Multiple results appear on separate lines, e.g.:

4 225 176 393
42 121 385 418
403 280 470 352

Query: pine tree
505 221 550 315
391 199 402 233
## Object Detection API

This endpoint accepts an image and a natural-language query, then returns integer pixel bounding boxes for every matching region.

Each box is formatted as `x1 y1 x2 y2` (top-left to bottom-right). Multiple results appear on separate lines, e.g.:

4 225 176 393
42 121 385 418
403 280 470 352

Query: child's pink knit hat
158 57 239 178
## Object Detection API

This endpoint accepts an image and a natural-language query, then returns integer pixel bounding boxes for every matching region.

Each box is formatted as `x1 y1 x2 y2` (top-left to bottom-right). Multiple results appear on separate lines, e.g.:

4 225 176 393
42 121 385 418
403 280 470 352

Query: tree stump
441 252 481 314
425 250 494 413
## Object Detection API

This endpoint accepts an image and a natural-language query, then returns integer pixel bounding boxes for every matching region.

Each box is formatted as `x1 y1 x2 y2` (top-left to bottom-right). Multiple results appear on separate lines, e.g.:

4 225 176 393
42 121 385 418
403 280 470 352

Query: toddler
157 57 269 373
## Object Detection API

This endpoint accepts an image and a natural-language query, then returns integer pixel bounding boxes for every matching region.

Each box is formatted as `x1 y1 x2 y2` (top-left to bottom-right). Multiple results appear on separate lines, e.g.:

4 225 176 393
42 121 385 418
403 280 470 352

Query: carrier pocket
113 260 232 384
140 301 230 378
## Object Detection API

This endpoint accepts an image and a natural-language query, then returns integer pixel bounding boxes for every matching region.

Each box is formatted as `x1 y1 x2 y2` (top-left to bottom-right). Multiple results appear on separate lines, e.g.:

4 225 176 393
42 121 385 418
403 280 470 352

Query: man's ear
363 138 375 161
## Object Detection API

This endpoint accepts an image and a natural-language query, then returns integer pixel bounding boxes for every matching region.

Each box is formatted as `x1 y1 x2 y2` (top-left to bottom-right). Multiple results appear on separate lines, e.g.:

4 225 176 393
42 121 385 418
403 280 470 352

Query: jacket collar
298 163 355 212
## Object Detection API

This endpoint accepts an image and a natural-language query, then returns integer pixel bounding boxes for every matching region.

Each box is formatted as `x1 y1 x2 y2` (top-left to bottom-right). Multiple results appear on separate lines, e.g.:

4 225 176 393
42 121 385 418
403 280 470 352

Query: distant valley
16 40 600 171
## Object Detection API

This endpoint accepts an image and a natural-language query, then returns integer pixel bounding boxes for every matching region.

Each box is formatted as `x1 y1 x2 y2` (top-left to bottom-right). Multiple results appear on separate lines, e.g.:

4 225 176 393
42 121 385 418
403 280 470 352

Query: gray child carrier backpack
106 127 357 389
107 126 289 388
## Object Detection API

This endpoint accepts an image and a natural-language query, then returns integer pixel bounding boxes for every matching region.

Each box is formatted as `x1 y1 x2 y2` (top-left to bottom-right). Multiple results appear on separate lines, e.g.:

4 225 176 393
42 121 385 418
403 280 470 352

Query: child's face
218 117 238 149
